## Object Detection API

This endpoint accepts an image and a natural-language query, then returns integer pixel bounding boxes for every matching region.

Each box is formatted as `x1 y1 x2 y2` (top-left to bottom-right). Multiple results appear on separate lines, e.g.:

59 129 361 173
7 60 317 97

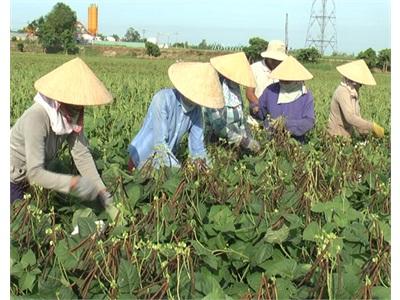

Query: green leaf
275 278 296 299
303 221 320 241
342 222 369 244
372 286 390 300
191 240 211 256
208 205 236 232
19 272 36 291
56 286 77 300
293 263 312 279
246 272 262 292
72 208 94 228
20 249 36 269
311 201 332 213
125 183 141 207
106 204 120 222
224 282 250 297
117 259 139 294
250 242 273 266
255 161 266 176
261 257 297 279
162 176 181 195
283 213 303 229
279 190 299 209
202 254 220 270
378 220 391 243
11 245 19 266
55 240 79 270
195 268 223 296
11 263 24 278
265 224 289 244
202 289 232 300
77 217 97 237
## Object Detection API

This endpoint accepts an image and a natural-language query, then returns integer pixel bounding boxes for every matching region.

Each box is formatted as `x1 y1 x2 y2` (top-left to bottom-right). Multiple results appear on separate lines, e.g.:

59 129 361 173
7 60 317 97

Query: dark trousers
10 181 28 203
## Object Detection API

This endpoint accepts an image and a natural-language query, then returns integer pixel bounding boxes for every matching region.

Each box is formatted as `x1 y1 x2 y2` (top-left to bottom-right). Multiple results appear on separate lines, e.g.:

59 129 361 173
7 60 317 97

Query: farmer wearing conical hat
127 62 224 170
10 58 114 207
256 55 315 143
327 59 384 138
204 52 261 153
246 40 288 117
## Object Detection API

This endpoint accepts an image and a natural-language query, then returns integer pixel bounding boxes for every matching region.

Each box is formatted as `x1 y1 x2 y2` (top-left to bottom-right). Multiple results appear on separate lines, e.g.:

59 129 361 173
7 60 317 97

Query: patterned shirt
204 78 248 145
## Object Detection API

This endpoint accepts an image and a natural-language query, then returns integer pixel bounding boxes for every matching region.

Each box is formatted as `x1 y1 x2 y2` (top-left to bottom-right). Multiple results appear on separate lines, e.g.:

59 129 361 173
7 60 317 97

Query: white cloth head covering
34 93 83 135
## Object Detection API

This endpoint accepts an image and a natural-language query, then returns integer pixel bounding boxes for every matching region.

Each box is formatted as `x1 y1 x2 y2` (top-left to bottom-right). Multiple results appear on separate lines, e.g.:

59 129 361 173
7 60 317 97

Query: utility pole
305 0 337 55
285 13 289 53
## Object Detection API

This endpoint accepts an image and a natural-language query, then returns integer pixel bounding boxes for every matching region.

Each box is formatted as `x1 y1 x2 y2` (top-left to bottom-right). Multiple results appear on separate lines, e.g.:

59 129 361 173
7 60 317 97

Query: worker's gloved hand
70 176 99 201
240 137 261 153
98 190 113 208
372 122 384 138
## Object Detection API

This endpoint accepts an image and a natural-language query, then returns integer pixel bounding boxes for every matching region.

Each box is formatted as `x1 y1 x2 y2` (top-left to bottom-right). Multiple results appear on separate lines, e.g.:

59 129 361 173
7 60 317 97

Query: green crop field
10 53 391 299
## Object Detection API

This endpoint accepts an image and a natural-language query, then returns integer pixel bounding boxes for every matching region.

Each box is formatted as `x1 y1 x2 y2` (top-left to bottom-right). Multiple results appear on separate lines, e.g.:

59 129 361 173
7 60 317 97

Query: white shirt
250 60 278 98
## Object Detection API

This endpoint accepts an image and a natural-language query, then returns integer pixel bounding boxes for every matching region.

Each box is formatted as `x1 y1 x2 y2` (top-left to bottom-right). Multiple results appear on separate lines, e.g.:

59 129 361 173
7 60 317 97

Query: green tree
124 27 141 42
35 3 77 54
357 48 377 68
145 41 161 57
97 33 106 41
295 47 321 63
17 42 24 52
243 37 269 63
111 34 120 41
377 48 390 72
198 39 208 49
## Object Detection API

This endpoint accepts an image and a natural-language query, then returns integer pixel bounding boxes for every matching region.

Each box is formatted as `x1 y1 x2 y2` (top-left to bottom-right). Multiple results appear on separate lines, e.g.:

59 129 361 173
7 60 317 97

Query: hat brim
261 50 288 61
168 62 224 109
336 66 376 86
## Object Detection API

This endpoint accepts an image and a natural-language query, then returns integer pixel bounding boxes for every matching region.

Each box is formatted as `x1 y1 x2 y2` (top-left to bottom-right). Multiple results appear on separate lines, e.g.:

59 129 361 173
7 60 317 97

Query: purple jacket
258 83 315 141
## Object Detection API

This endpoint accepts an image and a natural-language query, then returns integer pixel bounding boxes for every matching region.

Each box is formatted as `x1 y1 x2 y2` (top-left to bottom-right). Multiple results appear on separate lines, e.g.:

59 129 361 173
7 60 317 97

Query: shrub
377 48 391 72
145 41 161 57
17 42 24 52
295 47 321 63
357 48 377 68
243 37 269 63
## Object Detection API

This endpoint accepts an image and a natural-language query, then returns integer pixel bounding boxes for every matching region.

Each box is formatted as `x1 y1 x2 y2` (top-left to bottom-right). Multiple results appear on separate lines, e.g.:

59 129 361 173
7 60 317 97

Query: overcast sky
10 0 390 54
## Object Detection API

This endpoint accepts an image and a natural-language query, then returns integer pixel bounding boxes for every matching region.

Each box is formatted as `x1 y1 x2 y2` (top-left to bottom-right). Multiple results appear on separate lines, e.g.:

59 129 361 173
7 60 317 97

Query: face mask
277 81 305 104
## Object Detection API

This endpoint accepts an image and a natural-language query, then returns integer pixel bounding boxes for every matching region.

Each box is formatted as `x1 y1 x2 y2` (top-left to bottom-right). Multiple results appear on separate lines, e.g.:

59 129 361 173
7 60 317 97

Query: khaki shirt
327 85 373 137
250 60 277 98
10 103 106 194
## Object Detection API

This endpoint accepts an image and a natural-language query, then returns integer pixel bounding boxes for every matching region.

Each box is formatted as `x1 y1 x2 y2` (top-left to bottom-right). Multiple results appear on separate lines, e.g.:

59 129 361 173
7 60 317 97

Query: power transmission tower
285 13 289 52
305 0 337 55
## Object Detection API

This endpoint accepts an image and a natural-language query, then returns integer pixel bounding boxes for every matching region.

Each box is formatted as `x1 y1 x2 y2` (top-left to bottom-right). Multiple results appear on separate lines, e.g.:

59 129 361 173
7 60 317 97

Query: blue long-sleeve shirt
258 82 315 142
128 88 209 169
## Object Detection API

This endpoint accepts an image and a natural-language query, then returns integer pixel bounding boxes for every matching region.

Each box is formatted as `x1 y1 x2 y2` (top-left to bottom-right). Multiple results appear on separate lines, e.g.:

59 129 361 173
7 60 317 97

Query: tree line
14 2 391 71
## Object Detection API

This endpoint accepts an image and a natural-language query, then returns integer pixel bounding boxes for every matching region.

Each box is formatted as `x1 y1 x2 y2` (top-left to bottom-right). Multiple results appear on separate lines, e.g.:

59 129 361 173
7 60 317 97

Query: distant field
10 53 390 299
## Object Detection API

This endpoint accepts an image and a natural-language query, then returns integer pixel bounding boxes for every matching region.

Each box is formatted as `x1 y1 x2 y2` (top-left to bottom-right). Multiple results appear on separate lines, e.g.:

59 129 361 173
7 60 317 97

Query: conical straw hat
210 52 256 88
270 56 313 81
34 57 113 106
336 59 376 85
168 62 224 109
261 40 288 61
